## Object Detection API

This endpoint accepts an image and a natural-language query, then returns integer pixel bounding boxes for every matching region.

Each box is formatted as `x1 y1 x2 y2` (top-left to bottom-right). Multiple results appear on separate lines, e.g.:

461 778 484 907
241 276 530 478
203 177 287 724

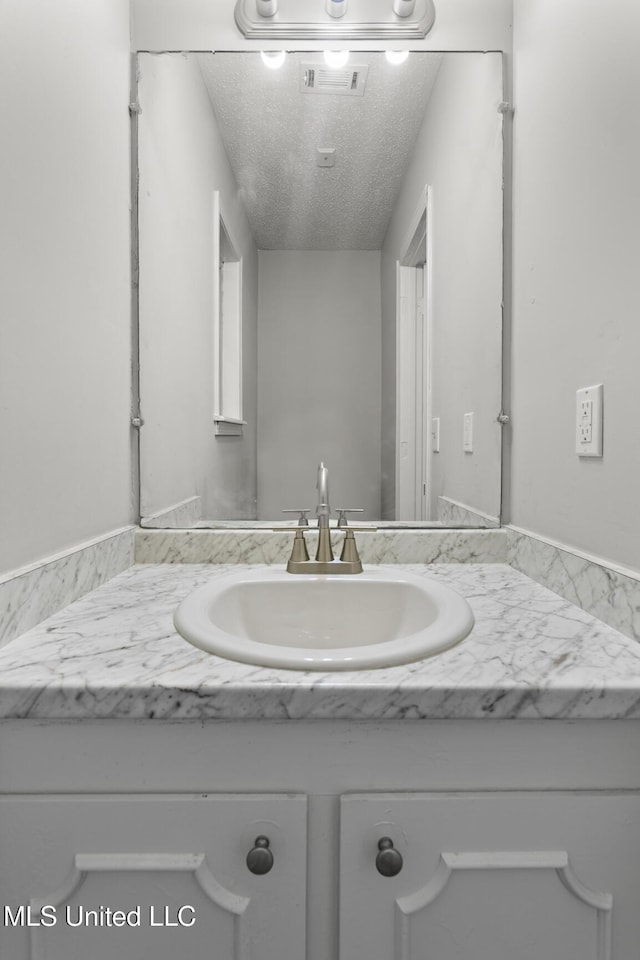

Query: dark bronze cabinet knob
376 837 403 877
246 835 274 875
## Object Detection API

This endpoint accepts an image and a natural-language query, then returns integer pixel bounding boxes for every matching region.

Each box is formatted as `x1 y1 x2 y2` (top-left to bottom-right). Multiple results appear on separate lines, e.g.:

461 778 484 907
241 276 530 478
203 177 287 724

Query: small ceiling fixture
316 147 336 168
260 50 286 69
236 0 436 40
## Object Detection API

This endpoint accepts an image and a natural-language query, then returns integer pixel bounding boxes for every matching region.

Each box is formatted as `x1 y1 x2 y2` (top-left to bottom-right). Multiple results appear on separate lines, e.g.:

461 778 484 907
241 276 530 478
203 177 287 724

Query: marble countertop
2 562 640 721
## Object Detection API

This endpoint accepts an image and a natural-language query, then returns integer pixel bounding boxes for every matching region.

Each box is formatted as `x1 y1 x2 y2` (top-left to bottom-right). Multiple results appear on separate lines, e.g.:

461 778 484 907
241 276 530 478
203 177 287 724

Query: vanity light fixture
385 50 409 64
256 0 278 16
324 49 350 69
260 50 286 69
235 0 435 40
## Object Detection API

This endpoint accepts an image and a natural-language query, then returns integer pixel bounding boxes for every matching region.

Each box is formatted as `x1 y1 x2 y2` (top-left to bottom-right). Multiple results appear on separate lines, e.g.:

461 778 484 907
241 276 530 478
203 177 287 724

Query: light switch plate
463 412 474 453
432 417 440 453
576 384 603 457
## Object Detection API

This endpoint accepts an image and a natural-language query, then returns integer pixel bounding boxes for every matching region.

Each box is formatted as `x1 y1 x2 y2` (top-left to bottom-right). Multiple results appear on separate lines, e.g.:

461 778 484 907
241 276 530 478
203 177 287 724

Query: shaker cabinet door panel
339 791 640 960
0 793 307 960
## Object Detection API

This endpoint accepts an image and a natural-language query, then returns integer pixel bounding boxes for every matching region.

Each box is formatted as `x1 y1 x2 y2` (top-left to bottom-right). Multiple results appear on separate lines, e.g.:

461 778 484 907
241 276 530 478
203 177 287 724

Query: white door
340 791 640 960
0 793 307 960
396 187 431 522
396 265 429 521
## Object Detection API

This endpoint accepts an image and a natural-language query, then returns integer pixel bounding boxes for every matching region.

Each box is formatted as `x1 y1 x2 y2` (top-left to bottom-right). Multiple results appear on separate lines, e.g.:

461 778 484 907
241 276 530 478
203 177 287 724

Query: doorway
396 187 432 520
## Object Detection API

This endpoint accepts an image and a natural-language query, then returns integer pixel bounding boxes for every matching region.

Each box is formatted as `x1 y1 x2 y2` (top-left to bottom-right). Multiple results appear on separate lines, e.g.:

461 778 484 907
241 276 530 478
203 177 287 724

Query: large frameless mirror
135 50 504 529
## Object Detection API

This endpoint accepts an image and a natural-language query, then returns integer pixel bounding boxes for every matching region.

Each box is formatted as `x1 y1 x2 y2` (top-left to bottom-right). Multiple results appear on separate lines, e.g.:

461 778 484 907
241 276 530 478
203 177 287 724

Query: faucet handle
282 509 310 526
336 508 364 528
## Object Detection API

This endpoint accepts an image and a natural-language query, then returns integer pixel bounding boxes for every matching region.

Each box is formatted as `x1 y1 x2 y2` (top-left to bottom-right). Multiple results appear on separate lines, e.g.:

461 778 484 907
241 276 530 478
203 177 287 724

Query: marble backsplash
507 526 640 644
0 527 135 649
134 528 509 566
139 495 202 528
137 526 640 644
437 496 500 528
3 520 639 655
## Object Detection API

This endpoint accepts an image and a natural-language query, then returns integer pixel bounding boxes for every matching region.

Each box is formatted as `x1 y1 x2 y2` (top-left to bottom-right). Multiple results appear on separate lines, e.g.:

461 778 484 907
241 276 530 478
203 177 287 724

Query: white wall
0 0 132 575
8 0 634 571
381 53 504 520
258 251 381 519
137 53 258 520
511 0 640 572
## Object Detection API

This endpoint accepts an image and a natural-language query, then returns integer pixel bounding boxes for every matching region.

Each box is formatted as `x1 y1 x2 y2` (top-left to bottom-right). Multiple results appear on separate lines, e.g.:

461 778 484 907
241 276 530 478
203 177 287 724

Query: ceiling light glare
385 50 410 65
323 49 350 69
260 50 286 70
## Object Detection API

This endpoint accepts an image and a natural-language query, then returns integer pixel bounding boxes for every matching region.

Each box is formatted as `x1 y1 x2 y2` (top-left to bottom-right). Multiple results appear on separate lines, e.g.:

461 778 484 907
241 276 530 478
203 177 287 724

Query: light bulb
256 0 278 16
260 50 286 70
326 0 348 17
323 50 350 69
392 0 416 16
385 50 410 65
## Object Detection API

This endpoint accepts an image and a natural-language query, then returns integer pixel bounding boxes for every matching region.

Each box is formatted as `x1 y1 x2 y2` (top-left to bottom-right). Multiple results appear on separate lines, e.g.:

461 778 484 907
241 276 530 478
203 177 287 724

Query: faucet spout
315 462 333 561
316 462 330 527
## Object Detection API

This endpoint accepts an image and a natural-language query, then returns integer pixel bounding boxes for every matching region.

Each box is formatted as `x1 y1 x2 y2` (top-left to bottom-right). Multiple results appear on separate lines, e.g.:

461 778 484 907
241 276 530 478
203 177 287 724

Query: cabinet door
340 791 640 960
0 793 306 960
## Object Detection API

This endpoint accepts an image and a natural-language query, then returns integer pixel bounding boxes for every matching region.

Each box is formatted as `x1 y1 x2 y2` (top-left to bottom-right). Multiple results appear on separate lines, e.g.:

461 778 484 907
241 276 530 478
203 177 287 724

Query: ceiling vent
300 62 369 96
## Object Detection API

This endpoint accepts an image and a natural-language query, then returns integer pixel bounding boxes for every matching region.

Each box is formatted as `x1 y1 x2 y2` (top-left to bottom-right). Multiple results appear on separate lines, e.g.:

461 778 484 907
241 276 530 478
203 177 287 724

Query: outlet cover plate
576 384 603 457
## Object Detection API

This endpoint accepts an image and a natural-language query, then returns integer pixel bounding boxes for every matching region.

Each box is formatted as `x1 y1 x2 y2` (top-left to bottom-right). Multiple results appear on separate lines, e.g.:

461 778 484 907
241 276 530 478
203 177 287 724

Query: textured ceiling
198 52 443 250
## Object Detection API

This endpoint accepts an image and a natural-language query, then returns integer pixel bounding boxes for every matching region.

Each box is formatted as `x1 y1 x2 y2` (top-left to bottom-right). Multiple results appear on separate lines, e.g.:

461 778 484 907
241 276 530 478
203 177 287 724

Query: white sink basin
173 567 474 671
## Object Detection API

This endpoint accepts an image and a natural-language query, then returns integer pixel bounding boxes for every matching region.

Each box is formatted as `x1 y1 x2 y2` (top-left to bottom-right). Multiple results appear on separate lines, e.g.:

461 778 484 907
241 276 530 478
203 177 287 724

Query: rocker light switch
432 417 440 453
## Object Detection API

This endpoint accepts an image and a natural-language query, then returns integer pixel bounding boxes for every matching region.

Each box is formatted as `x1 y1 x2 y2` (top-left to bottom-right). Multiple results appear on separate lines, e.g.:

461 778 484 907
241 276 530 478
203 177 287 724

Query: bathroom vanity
2 561 640 959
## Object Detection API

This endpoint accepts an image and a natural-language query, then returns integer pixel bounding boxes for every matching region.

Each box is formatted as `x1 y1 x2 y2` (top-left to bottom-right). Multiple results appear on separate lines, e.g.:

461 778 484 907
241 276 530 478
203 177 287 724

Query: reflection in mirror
136 50 503 529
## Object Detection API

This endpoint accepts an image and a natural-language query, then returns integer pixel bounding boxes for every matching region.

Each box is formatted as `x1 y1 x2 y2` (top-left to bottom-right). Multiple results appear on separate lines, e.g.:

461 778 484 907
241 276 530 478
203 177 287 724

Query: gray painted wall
0 0 132 575
137 53 259 521
510 0 640 572
257 251 382 520
381 53 504 521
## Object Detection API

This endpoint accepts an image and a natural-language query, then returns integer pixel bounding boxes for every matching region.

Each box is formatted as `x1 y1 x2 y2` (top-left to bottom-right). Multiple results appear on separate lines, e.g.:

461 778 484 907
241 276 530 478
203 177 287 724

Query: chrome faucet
284 463 364 574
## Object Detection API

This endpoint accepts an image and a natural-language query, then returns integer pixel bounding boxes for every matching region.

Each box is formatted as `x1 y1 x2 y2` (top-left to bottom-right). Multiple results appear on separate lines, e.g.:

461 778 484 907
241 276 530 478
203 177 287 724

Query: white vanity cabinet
339 791 640 960
0 793 307 960
3 719 640 960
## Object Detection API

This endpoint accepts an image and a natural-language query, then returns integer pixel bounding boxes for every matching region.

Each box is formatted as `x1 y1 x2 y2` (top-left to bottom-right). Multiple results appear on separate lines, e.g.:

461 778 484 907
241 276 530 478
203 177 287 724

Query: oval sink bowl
174 567 474 671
